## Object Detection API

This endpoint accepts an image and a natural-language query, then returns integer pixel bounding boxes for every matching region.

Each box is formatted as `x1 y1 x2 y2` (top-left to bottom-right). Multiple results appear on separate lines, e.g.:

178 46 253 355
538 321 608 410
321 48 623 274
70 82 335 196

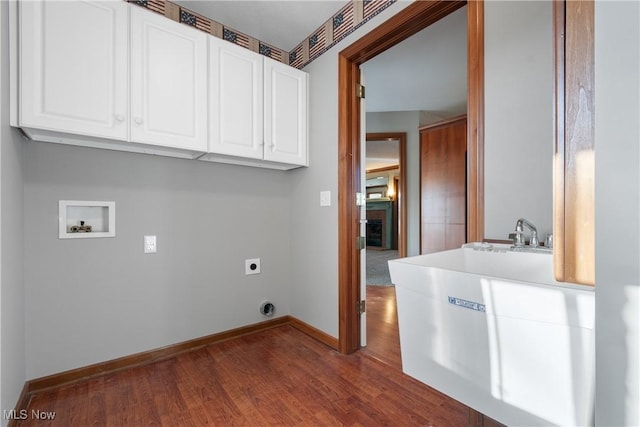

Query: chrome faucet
512 218 539 248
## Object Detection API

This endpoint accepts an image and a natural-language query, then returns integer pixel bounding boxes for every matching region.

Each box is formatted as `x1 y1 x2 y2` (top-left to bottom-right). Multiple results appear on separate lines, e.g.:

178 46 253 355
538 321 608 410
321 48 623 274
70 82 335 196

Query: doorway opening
337 1 484 354
365 132 406 260
362 132 406 367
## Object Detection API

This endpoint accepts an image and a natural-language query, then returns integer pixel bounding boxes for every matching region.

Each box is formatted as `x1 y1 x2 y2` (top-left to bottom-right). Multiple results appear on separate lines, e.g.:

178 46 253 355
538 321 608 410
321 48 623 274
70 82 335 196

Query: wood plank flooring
20 320 469 426
362 285 402 369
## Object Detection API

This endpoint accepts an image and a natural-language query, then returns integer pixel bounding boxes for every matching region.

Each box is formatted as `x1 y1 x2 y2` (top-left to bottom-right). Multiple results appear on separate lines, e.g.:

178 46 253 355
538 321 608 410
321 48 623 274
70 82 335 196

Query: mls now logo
4 409 56 420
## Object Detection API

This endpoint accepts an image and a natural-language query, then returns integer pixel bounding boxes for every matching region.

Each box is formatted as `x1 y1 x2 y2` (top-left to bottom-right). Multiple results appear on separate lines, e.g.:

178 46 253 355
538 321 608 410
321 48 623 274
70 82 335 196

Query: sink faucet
512 218 539 248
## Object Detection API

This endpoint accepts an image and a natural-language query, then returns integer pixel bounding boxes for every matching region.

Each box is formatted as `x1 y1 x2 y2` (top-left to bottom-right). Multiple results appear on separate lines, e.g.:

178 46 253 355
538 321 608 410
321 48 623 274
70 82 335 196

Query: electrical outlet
245 258 261 275
144 235 157 254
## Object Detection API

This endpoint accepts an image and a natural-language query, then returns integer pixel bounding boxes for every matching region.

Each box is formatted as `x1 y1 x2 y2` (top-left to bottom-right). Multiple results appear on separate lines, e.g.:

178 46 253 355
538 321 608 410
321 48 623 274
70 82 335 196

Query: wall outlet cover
144 235 157 254
245 258 261 275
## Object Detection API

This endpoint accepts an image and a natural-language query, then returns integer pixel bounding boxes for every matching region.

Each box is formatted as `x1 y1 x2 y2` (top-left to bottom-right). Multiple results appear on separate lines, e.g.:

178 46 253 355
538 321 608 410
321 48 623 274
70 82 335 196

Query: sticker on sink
448 296 486 312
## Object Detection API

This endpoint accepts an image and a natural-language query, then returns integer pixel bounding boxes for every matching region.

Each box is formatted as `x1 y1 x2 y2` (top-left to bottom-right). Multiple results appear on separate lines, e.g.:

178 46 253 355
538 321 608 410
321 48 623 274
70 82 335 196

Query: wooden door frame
338 0 484 354
365 132 407 258
553 0 595 285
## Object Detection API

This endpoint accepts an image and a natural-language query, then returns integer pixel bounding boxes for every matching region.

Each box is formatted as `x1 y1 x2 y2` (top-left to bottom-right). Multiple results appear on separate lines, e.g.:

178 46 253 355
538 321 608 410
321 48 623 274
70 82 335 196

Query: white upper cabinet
209 37 263 159
204 42 308 170
264 57 308 167
130 6 208 152
19 0 128 140
14 1 307 168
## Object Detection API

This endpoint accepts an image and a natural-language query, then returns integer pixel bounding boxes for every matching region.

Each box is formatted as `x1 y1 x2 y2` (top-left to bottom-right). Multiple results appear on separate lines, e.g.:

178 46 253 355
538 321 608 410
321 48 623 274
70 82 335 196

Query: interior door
359 70 367 347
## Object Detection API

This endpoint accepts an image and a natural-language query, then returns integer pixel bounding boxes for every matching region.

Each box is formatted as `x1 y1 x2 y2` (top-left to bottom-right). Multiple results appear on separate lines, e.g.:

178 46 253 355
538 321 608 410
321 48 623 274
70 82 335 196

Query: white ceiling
366 139 399 171
361 6 467 114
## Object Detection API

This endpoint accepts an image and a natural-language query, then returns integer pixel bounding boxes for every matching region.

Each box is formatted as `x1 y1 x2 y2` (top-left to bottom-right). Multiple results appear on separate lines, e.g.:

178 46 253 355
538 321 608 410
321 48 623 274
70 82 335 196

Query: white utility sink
388 243 595 427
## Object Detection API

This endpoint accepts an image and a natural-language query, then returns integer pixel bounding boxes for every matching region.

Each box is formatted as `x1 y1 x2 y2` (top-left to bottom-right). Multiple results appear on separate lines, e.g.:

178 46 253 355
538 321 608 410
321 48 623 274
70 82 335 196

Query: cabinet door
263 58 308 166
130 6 207 151
209 38 263 159
420 117 467 254
19 0 128 140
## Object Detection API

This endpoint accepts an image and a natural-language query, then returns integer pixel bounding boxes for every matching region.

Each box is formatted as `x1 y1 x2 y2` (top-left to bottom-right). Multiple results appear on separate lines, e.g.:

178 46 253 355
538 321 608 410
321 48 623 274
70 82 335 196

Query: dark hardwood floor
19 314 469 426
362 285 402 369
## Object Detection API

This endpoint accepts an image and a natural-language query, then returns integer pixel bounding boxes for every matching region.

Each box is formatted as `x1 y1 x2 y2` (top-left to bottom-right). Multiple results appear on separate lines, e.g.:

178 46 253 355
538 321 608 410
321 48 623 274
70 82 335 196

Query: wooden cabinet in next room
420 115 467 254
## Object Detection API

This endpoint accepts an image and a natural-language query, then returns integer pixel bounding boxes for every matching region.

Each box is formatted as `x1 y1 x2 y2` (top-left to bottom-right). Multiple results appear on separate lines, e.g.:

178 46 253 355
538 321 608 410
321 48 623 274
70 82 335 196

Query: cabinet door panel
209 38 263 159
130 6 207 151
420 117 467 254
264 58 308 166
19 0 128 140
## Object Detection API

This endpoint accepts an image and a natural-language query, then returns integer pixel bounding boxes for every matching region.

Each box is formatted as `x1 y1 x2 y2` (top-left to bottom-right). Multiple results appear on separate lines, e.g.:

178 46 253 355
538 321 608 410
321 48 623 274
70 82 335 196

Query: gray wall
289 1 411 338
24 142 293 378
595 1 640 424
484 1 553 240
1 0 26 422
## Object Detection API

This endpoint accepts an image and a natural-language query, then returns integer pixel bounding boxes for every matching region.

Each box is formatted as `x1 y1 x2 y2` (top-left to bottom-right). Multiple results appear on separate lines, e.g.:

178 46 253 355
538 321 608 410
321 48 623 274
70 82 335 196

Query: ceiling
365 139 399 171
363 5 466 170
174 1 468 166
361 6 467 114
171 1 346 51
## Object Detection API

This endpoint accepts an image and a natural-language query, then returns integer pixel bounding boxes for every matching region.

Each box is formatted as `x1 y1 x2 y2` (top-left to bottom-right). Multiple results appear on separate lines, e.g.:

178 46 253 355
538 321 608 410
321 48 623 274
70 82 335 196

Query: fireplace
366 219 383 247
366 205 391 249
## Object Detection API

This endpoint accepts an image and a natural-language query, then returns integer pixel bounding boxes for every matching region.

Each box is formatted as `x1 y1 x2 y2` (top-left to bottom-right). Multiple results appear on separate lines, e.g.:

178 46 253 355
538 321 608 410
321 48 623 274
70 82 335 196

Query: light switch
320 190 331 207
144 235 157 254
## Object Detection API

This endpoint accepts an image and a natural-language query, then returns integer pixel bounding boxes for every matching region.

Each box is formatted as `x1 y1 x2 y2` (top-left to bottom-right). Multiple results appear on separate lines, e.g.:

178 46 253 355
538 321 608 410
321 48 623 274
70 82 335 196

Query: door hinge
356 84 365 99
357 236 366 250
358 300 366 314
356 192 366 206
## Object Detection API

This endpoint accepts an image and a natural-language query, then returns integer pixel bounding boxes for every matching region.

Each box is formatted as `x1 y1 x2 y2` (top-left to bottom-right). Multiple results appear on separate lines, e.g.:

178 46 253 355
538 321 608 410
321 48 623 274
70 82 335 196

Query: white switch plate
144 235 157 254
245 258 261 275
320 190 331 207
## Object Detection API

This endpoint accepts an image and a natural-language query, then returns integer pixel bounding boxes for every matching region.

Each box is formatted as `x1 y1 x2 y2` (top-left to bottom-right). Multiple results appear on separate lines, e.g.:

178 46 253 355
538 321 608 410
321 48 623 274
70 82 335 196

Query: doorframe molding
337 0 484 354
553 0 595 285
366 132 407 258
